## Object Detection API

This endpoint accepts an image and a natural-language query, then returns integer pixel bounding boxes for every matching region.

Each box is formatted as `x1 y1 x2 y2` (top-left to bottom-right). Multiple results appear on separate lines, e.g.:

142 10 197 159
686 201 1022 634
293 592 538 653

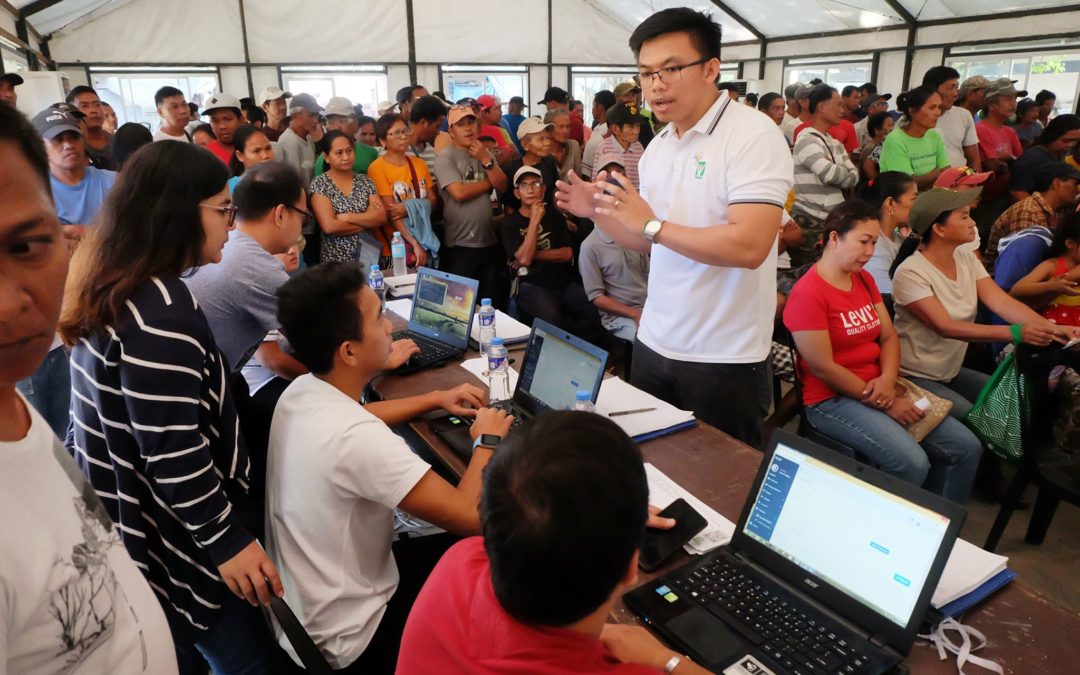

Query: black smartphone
639 498 708 572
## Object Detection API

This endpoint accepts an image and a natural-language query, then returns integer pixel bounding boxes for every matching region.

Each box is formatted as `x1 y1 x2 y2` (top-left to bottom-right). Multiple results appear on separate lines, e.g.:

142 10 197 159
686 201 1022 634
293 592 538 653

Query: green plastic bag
963 353 1027 462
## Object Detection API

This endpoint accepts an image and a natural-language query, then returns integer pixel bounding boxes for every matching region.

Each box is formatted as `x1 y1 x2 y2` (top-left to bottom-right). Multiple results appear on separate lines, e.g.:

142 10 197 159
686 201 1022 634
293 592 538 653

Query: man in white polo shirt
556 7 793 447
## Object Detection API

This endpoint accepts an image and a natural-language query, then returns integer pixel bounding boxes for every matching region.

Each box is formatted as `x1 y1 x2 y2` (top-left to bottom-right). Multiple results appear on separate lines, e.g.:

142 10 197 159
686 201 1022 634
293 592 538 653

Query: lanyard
917 617 1004 675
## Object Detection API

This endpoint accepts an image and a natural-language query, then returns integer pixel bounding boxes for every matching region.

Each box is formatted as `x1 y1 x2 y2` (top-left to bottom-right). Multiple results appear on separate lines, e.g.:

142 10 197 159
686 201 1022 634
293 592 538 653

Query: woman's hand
861 375 897 410
218 541 283 606
1021 324 1060 346
885 397 926 426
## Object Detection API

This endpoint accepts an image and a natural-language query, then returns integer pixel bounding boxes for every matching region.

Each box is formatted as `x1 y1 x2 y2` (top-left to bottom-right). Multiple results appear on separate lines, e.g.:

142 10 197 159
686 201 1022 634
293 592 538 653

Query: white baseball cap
258 86 292 106
324 96 354 117
203 93 243 116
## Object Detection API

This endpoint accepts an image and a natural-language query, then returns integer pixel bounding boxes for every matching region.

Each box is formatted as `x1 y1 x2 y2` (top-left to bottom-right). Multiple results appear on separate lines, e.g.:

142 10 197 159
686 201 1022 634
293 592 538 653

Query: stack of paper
596 377 697 442
385 273 417 298
386 298 414 320
469 310 531 346
645 463 735 554
931 538 1014 615
460 357 520 389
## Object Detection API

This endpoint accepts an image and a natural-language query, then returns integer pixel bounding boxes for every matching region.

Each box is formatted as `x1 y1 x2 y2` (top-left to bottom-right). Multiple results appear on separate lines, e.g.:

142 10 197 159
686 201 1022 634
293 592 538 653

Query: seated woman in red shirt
783 200 982 503
1011 213 1080 326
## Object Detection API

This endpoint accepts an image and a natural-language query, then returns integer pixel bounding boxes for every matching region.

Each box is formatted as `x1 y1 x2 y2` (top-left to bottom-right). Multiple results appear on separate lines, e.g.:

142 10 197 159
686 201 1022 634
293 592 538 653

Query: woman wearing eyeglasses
60 141 283 673
367 113 435 269
310 129 388 266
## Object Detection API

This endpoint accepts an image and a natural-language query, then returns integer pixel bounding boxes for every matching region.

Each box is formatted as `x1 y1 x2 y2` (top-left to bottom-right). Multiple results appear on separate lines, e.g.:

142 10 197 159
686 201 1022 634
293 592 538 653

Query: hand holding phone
639 498 708 572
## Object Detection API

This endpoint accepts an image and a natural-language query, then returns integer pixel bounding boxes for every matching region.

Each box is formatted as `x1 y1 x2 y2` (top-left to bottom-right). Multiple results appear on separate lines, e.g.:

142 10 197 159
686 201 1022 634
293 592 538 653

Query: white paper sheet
596 377 696 440
460 357 520 390
386 298 413 320
931 538 1009 608
645 463 735 555
469 310 531 344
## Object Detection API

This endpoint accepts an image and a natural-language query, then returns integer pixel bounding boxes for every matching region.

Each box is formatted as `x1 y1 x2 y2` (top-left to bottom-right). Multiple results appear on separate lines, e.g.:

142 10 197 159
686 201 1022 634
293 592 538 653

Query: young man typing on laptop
397 411 709 675
265 262 513 673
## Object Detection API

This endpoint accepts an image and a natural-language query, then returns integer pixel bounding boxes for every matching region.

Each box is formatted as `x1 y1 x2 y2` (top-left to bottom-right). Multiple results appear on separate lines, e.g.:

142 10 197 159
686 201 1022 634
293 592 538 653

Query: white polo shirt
636 93 794 364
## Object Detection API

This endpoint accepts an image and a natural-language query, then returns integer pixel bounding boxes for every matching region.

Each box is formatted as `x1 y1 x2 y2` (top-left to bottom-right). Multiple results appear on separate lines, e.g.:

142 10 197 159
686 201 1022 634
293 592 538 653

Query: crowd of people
4 6 1080 675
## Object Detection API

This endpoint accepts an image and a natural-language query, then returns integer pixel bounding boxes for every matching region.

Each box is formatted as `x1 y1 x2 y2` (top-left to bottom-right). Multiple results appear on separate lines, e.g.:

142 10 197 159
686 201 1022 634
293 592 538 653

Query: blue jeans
807 395 983 503
175 592 276 675
907 367 990 419
16 346 71 438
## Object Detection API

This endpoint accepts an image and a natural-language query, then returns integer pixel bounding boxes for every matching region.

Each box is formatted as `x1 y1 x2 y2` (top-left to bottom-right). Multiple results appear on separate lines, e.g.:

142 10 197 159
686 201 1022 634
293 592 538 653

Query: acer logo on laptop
803 578 819 589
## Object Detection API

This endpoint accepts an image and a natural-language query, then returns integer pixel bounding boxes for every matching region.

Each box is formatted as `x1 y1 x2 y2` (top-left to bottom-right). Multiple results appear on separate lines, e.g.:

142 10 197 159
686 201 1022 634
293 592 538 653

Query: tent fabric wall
245 0 407 64
414 0 545 63
916 9 1080 46
551 0 634 65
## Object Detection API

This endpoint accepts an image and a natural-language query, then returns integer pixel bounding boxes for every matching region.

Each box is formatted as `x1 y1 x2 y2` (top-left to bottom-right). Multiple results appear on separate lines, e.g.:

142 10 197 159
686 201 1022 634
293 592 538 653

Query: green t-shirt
314 142 380 176
878 128 950 177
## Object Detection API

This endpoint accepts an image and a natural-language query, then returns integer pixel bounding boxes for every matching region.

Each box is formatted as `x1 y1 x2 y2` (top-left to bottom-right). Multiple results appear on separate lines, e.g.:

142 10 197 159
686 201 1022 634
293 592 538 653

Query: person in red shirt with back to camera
396 411 711 675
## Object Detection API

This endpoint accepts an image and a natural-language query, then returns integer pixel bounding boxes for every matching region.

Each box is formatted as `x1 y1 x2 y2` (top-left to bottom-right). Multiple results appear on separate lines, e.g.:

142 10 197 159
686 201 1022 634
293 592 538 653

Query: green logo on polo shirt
694 151 706 179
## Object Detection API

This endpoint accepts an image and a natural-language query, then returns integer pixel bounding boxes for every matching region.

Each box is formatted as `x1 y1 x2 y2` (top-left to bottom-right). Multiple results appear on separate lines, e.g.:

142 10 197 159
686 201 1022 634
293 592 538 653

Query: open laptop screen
409 270 477 348
517 322 605 413
743 442 952 628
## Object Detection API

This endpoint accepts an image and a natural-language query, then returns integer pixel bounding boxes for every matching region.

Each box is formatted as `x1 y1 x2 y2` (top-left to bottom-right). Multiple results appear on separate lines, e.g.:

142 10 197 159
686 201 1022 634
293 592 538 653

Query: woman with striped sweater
59 141 281 674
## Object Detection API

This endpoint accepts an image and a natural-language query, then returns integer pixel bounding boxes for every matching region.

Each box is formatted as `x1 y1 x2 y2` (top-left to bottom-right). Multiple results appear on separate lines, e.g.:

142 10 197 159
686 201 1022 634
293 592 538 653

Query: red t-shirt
976 122 1023 199
569 112 586 144
793 120 859 154
396 537 662 675
205 139 233 165
783 267 884 406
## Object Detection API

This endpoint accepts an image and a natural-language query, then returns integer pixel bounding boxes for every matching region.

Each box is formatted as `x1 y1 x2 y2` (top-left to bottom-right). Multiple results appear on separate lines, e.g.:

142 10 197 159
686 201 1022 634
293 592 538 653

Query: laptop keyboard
671 557 875 675
492 400 524 428
394 331 455 363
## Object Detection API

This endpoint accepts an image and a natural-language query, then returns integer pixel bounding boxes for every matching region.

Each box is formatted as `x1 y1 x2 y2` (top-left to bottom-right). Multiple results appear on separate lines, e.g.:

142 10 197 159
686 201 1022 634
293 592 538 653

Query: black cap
509 96 525 106
0 73 24 87
395 86 414 105
537 86 570 105
1036 161 1080 192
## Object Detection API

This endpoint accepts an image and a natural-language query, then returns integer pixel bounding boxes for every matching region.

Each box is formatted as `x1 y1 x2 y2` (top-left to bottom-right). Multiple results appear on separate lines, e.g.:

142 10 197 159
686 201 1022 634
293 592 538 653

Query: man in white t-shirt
557 8 793 448
151 85 191 143
266 261 512 673
923 66 982 171
0 104 177 675
780 81 804 146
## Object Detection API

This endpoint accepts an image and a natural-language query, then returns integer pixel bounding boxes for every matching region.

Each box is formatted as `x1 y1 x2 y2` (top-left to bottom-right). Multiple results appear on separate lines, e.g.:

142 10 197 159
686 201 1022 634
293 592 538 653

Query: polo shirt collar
1032 192 1053 215
657 92 730 140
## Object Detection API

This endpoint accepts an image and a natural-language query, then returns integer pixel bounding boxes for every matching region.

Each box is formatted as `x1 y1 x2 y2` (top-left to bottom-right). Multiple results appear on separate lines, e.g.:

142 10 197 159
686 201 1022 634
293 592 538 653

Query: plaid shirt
985 192 1054 272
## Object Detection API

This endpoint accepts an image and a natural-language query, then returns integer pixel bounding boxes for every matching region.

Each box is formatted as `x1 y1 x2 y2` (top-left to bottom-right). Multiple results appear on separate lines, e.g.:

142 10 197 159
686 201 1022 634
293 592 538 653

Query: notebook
595 377 697 442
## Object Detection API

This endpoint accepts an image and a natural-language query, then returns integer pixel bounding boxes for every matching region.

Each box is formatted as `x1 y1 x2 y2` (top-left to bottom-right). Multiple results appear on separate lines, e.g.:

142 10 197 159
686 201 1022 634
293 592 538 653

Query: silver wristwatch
643 218 663 243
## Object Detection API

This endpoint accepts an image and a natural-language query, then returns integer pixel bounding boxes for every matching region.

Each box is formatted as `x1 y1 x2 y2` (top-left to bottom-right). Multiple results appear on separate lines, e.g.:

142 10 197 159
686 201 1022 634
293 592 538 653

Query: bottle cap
576 390 591 400
370 264 380 271
491 337 504 346
481 298 492 306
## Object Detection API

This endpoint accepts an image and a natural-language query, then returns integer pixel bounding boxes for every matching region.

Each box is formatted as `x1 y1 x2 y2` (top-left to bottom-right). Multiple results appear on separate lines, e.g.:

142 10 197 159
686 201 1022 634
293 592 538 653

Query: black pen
608 407 656 417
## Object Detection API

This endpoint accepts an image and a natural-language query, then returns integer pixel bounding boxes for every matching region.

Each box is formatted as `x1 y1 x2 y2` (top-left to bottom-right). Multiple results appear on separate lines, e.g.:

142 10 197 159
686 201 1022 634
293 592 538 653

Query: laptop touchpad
667 607 746 665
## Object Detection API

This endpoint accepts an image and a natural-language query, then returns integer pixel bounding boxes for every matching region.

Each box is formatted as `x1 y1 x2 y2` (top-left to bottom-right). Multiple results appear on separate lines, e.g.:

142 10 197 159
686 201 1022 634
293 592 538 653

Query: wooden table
374 317 1080 673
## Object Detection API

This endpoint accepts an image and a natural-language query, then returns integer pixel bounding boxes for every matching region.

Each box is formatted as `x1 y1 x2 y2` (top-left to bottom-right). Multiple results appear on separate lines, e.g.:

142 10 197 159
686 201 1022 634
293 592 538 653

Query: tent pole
237 0 253 99
406 0 417 85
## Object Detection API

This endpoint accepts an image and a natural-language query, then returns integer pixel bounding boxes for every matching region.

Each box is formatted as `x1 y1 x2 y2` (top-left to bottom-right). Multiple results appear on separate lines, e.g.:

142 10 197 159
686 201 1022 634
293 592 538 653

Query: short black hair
1036 89 1057 105
276 261 367 375
757 92 782 112
859 82 878 95
234 161 305 221
192 123 215 139
65 85 98 105
866 110 892 137
318 129 352 159
822 199 880 242
112 122 153 169
188 102 199 116
155 86 185 106
0 104 50 197
375 112 405 140
410 95 447 125
629 7 721 62
745 92 758 106
922 66 960 91
808 84 837 114
482 411 649 626
357 115 376 129
594 90 616 110
244 104 266 126
897 85 940 122
1035 113 1080 147
808 77 824 86
841 85 858 97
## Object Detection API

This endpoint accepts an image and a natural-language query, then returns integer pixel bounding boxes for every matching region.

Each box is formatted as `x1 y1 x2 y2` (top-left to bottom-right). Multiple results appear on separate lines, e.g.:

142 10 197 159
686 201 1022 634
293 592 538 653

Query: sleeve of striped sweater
794 134 859 190
117 294 253 567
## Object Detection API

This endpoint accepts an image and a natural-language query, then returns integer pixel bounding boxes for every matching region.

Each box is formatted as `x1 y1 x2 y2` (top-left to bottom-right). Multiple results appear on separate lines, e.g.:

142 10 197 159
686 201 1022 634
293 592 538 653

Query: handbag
963 353 1026 462
895 377 952 442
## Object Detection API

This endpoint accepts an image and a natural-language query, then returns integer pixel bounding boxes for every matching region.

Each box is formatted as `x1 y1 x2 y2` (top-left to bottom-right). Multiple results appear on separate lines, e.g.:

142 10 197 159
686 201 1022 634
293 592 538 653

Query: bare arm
444 180 494 203
592 294 642 321
486 161 508 193
254 341 307 380
976 276 1071 329
791 330 875 400
1010 261 1080 308
365 385 486 426
311 193 386 235
533 248 574 263
512 214 542 266
912 168 944 190
963 144 982 172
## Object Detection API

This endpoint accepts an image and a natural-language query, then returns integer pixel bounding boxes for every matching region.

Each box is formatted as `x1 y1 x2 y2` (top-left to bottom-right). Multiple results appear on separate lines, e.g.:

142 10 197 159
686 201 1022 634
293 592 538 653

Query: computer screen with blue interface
743 443 951 627
410 272 477 345
517 325 603 411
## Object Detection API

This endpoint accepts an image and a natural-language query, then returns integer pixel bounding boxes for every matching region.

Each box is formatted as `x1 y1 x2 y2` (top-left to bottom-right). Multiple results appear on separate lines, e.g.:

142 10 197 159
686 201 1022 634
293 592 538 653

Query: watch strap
663 655 682 674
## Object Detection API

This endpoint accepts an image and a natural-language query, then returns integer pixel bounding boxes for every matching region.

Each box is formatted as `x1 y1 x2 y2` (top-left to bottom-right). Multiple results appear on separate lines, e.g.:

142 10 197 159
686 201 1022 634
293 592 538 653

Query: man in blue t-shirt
501 96 528 153
33 104 117 240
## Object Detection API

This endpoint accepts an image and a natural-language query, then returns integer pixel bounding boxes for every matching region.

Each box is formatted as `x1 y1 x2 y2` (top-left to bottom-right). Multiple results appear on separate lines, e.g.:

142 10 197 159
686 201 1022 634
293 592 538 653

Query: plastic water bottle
368 264 385 304
391 232 408 276
477 298 496 355
571 390 595 413
487 337 512 404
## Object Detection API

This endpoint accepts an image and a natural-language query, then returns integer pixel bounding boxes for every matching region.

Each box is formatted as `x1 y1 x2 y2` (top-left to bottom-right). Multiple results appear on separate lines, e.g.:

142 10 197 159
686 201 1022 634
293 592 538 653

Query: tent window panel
948 51 1080 118
90 72 219 128
783 62 872 91
444 73 526 106
570 72 636 128
281 73 388 120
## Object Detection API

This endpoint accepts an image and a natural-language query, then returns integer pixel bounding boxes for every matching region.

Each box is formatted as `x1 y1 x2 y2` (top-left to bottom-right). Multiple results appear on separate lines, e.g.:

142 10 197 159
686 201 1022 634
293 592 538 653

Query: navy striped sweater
67 276 252 635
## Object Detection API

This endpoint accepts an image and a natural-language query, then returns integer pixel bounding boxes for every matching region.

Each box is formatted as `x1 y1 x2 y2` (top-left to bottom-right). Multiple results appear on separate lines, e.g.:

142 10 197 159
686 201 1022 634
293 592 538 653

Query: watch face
481 434 502 447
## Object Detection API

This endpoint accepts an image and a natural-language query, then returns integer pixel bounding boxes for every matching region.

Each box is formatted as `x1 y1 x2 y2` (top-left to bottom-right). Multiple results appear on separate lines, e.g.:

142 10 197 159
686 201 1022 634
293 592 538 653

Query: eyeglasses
634 58 710 88
285 204 315 221
385 128 411 138
200 202 238 226
517 181 544 191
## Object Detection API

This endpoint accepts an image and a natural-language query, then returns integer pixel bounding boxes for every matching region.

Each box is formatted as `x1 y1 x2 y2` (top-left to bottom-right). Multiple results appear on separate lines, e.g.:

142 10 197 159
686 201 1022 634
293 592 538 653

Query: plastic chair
266 597 333 675
984 345 1080 552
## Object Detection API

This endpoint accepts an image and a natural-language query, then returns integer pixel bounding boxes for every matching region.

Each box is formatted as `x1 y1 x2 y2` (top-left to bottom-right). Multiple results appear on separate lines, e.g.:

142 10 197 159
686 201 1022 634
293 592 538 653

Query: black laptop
392 267 479 374
431 318 608 456
625 430 965 675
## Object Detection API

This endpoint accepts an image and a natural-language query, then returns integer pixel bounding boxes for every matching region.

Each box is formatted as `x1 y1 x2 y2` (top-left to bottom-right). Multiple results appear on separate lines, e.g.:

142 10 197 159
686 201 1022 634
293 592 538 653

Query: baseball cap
52 101 85 119
0 72 24 87
1035 161 1080 191
203 93 243 116
784 82 805 99
448 105 477 126
32 105 83 140
476 94 500 111
395 86 415 105
377 100 397 115
908 187 983 236
795 84 814 101
513 165 543 184
959 75 993 94
612 82 641 98
516 116 554 141
864 93 893 107
509 96 526 106
258 86 291 106
593 150 625 173
537 86 570 105
289 93 323 114
985 78 1028 100
324 96 354 117
934 167 994 189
